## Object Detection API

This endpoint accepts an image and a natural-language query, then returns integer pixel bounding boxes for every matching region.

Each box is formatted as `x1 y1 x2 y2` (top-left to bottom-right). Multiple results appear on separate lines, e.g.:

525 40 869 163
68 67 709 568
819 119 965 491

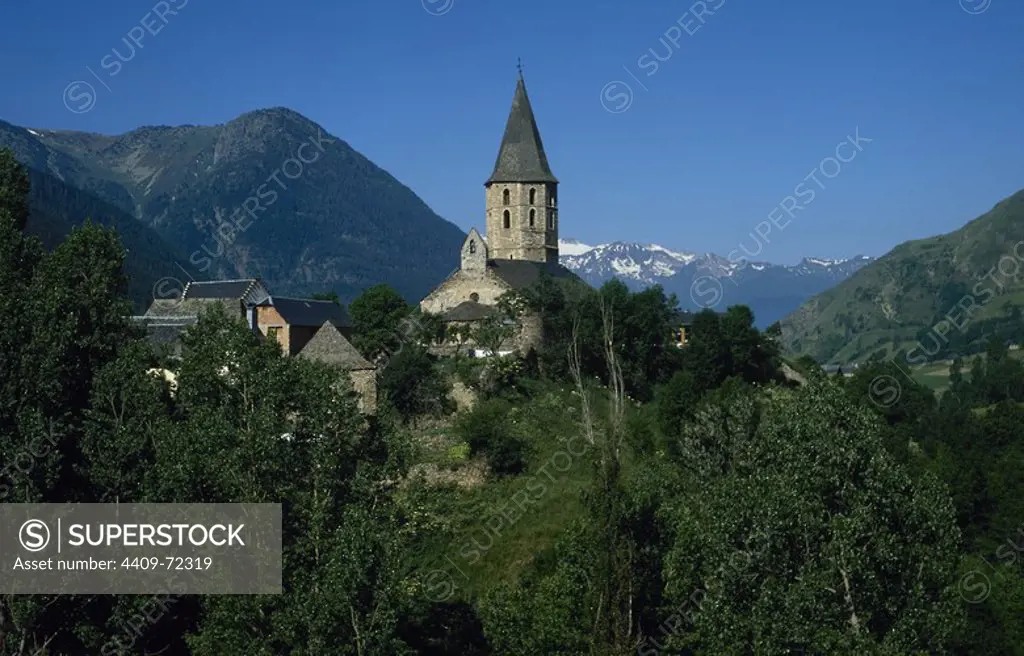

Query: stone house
297 320 377 415
139 278 272 356
137 278 376 414
420 72 577 353
251 295 352 354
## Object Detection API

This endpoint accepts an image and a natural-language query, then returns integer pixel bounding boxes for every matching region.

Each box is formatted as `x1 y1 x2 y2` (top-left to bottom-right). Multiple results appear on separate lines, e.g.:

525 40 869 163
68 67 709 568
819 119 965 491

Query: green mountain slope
0 109 465 305
781 188 1024 364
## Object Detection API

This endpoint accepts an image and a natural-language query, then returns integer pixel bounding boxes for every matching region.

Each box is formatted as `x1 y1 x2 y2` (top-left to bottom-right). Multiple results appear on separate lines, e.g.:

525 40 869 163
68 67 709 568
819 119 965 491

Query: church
420 71 575 353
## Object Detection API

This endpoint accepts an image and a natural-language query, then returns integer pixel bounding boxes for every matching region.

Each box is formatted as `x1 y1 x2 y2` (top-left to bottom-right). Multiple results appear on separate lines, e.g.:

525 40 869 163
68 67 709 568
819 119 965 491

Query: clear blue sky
1 0 1022 264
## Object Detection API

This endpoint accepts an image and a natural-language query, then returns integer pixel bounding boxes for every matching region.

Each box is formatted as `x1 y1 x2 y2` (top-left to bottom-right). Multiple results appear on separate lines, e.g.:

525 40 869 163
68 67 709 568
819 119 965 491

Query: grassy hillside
781 189 1024 364
906 347 1024 395
401 384 600 599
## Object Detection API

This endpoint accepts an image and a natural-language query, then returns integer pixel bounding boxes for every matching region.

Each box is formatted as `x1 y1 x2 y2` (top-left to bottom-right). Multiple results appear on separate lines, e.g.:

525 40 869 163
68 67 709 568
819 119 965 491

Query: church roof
488 259 574 289
486 75 558 185
442 300 496 322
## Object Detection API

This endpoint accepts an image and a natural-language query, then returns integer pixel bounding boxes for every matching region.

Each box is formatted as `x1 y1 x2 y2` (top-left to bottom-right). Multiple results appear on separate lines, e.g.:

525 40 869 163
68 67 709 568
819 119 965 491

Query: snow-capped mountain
559 241 701 284
557 239 873 327
558 238 596 256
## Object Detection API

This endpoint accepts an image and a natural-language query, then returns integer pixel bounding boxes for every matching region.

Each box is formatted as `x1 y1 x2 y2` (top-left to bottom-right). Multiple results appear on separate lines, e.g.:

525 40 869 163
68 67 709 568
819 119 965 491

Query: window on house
529 208 535 227
529 188 536 205
469 239 476 254
267 326 280 340
503 210 510 229
502 188 510 205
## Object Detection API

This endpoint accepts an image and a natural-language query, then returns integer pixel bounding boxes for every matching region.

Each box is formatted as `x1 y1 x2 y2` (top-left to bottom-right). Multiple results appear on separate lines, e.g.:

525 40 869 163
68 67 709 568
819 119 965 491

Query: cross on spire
517 58 523 79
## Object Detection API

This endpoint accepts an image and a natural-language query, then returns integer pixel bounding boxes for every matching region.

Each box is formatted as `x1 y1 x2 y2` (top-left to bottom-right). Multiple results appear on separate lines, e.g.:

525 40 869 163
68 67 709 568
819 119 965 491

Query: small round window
470 293 480 302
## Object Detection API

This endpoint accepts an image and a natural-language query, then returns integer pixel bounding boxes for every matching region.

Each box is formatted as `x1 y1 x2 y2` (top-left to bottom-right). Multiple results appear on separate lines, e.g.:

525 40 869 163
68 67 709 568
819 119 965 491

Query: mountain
0 109 465 307
780 189 1024 365
22 167 197 313
558 239 873 328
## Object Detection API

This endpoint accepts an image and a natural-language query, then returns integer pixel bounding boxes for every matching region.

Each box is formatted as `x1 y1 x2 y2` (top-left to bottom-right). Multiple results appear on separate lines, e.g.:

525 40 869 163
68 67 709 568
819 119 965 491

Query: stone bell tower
484 68 559 264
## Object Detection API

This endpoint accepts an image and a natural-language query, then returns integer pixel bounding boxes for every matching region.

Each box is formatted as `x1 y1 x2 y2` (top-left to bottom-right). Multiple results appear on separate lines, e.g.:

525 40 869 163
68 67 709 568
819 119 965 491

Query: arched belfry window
547 209 554 230
529 208 535 227
503 210 510 229
550 190 557 207
502 189 510 206
469 239 476 254
529 188 536 205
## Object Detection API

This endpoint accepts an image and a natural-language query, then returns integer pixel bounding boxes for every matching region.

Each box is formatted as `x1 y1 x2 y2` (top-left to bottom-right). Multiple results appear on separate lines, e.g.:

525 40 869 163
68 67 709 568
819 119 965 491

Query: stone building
420 72 576 353
137 278 376 414
297 320 377 415
138 278 272 356
251 295 353 354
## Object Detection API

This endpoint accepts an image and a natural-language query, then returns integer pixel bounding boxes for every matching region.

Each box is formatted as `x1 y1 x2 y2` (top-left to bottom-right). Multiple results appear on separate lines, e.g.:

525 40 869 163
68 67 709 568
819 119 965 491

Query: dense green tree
479 521 595 655
77 307 416 654
655 382 964 654
455 398 529 475
0 148 30 231
654 369 703 439
379 345 453 425
348 284 412 360
0 161 144 654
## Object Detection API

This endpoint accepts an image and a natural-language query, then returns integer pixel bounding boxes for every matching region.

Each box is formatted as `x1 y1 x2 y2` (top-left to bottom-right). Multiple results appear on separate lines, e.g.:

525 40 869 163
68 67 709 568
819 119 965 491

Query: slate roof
487 259 574 290
182 278 269 304
142 297 246 321
257 296 350 328
129 315 196 352
297 321 374 370
486 75 558 185
442 300 496 322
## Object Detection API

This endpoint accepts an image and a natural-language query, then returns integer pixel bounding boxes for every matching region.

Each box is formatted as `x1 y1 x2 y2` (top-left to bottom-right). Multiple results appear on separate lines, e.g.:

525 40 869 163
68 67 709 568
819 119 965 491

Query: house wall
675 325 690 347
255 306 289 352
349 370 377 415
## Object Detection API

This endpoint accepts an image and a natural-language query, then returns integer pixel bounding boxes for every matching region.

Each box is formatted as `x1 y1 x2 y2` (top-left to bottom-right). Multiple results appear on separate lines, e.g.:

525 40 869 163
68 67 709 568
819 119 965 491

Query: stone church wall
484 182 558 262
419 269 511 315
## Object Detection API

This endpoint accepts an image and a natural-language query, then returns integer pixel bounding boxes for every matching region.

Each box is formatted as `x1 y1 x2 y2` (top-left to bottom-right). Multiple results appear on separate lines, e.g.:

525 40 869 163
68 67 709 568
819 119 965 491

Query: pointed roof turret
486 72 558 185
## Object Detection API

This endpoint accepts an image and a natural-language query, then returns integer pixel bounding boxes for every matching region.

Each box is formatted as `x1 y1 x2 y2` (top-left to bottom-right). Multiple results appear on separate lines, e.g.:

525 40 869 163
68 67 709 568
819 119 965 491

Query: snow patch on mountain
560 240 703 285
558 239 595 256
648 244 697 264
557 239 875 327
560 240 874 288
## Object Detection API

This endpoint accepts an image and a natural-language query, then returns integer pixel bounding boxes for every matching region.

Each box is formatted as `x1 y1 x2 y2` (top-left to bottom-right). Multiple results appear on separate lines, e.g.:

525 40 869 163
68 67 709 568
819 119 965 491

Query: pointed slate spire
486 72 558 185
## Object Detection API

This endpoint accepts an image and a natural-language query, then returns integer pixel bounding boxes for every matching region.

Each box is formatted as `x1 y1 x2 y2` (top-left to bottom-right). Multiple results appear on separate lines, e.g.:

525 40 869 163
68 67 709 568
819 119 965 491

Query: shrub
455 398 530 476
447 443 470 462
